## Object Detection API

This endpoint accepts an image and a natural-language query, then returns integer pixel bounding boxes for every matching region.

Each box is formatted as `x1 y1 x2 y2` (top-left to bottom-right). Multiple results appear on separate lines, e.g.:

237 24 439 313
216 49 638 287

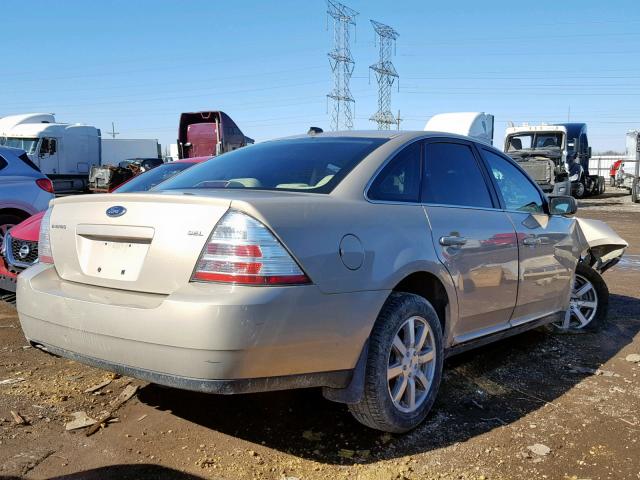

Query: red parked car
0 157 209 292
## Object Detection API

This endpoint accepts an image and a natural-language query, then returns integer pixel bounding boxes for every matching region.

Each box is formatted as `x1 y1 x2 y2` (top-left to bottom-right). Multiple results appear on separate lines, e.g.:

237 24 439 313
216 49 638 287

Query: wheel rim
387 316 436 413
564 273 598 329
575 183 585 197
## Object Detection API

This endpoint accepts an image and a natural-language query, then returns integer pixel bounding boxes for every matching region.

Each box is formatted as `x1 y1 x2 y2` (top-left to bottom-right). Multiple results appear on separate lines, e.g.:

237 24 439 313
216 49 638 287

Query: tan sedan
18 131 583 432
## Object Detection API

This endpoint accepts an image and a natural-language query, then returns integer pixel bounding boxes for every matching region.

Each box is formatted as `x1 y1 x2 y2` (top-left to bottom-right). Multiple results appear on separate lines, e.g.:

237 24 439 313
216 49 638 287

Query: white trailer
101 138 161 166
0 113 160 192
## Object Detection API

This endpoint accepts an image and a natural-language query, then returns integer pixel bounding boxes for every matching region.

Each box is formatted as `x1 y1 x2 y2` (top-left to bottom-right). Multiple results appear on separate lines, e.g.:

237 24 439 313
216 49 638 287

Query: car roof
283 130 486 144
174 156 211 164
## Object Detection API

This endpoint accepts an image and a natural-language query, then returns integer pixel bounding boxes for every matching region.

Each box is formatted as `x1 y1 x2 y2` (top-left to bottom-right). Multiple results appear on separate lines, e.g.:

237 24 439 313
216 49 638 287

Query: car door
422 139 519 343
480 148 578 325
38 137 60 174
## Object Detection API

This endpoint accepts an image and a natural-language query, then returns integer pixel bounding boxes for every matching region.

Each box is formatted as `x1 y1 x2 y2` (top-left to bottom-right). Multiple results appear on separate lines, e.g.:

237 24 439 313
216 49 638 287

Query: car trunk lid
49 193 231 294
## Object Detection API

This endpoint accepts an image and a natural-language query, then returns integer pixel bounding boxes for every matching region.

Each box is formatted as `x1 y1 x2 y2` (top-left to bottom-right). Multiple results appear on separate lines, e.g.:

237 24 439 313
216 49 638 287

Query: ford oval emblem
106 206 127 218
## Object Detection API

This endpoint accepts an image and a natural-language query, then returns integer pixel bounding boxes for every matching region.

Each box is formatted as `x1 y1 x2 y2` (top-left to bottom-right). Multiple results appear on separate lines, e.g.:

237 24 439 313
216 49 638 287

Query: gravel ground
0 190 639 480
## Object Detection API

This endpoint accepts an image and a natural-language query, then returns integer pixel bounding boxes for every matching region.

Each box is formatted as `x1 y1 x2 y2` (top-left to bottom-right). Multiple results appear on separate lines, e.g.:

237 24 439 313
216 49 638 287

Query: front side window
482 149 544 213
423 142 493 209
39 138 57 155
368 142 422 202
157 137 387 194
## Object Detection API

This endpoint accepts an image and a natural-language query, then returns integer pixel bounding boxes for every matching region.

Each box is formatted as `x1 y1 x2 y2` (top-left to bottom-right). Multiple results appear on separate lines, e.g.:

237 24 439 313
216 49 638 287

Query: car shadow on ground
0 464 208 480
138 293 640 466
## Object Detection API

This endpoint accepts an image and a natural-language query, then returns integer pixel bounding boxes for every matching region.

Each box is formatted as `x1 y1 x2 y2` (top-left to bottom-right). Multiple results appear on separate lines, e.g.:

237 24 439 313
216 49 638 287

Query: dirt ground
1 189 639 480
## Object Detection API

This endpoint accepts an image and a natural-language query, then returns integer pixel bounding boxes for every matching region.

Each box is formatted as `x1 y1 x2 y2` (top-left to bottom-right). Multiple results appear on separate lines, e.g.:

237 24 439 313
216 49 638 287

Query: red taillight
35 178 54 193
192 211 310 286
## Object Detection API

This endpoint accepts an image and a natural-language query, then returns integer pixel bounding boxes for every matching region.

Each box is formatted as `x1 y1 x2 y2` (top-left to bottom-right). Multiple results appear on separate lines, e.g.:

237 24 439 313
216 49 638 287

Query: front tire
555 262 609 332
632 178 639 203
573 181 586 199
349 292 444 433
0 214 23 247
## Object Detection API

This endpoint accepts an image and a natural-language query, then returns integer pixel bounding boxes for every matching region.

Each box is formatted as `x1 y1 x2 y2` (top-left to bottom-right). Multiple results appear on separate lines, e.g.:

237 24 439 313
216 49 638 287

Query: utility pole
326 0 358 131
107 122 120 139
369 20 399 130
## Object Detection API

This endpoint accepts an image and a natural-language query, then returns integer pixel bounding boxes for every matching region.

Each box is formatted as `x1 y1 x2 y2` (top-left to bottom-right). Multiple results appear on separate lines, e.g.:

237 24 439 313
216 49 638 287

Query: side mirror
548 195 577 216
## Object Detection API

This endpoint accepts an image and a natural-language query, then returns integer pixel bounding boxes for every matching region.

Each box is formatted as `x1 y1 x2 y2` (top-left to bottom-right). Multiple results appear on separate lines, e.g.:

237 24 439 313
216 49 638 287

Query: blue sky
1 0 638 153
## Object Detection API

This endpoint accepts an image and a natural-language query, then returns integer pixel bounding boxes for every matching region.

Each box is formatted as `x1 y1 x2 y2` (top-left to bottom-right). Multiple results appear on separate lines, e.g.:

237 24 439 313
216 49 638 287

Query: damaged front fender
575 218 628 274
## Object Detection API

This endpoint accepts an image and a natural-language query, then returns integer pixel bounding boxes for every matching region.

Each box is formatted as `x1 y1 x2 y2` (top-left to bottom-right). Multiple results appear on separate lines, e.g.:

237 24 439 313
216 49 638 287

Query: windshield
156 137 388 194
506 132 563 152
0 137 40 154
114 162 196 193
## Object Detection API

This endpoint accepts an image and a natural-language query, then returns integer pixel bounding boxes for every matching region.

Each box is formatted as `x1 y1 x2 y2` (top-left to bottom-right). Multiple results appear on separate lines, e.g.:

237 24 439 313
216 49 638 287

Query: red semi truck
177 111 254 159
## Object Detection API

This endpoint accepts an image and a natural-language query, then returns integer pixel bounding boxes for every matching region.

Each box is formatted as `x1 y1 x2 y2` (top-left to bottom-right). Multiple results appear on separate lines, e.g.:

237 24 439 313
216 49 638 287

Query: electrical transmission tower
369 20 399 130
326 0 358 131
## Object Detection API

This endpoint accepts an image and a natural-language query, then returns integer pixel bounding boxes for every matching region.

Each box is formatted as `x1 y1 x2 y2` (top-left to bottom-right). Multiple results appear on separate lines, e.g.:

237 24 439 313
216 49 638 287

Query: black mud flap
322 341 368 404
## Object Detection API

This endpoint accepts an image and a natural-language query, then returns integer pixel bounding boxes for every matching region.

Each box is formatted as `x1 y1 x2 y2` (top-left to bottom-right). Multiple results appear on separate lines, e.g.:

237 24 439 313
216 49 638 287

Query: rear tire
348 292 444 433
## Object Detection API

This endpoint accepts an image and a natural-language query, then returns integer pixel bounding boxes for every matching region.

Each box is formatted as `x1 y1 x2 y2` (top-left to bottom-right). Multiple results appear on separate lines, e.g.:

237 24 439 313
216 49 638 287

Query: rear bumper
17 264 387 391
31 341 351 394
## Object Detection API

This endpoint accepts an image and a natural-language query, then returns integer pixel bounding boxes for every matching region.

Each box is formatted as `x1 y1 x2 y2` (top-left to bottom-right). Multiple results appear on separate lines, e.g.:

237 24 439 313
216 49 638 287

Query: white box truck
0 113 160 192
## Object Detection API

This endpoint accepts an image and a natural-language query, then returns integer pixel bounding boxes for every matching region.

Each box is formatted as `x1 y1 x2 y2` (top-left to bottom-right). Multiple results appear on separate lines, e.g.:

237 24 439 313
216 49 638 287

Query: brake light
192 211 310 285
35 178 54 193
38 209 54 264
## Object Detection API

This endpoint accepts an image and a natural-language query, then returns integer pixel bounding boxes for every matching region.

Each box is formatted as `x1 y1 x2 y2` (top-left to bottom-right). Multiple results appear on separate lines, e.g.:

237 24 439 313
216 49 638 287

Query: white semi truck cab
0 113 101 192
504 123 605 198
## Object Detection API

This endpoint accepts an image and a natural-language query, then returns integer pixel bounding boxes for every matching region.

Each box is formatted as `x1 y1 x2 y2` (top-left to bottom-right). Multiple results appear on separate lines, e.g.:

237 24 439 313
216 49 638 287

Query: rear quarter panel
232 197 459 329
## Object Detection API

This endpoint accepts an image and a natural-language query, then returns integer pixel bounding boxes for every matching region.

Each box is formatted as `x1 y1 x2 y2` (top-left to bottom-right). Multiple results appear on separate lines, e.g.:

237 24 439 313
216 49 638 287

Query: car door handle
522 236 542 246
439 236 467 247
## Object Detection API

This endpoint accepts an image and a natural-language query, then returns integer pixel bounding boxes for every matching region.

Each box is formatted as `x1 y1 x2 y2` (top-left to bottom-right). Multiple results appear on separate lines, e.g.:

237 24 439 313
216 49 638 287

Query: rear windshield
155 137 387 194
115 162 196 193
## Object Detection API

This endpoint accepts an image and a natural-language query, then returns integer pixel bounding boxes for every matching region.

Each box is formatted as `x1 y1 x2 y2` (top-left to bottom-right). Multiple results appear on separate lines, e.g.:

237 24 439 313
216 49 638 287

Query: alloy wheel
387 316 436 413
562 273 599 329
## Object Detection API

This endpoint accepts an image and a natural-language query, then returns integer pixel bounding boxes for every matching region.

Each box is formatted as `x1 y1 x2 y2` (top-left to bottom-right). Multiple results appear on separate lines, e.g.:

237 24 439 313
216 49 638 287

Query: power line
326 0 358 130
369 20 399 130
106 122 119 139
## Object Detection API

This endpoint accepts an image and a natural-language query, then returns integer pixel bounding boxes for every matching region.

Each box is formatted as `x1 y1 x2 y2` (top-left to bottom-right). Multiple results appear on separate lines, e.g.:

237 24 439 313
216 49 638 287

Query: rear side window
423 142 493 208
0 155 7 171
482 149 544 213
368 142 422 203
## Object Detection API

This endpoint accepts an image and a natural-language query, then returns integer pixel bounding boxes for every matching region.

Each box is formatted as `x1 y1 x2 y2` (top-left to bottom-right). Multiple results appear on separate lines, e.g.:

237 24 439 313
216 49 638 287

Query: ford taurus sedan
18 131 584 432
